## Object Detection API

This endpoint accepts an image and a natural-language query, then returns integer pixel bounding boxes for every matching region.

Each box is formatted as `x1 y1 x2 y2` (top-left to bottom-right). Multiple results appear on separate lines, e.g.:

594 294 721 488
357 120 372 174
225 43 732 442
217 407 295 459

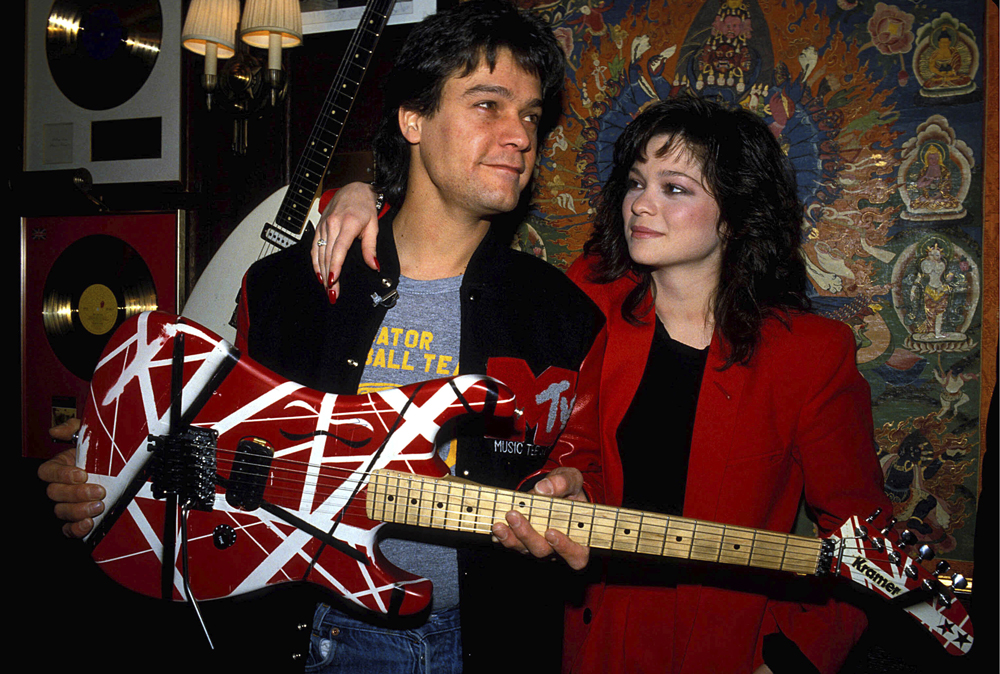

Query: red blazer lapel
682 336 749 520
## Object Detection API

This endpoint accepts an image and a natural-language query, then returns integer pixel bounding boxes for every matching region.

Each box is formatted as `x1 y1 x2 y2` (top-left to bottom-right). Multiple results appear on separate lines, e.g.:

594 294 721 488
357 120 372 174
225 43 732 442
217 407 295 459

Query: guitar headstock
826 511 973 656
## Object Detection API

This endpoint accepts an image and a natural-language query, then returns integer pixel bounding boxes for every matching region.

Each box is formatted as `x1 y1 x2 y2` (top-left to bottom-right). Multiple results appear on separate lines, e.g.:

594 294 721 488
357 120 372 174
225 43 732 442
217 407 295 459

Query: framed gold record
42 234 158 380
23 0 181 184
21 213 182 459
45 0 163 111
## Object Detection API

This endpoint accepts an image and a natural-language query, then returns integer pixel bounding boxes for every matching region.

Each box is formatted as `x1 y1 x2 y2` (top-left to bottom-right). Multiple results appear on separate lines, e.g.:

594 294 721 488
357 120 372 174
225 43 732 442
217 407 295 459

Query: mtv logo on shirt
486 357 580 447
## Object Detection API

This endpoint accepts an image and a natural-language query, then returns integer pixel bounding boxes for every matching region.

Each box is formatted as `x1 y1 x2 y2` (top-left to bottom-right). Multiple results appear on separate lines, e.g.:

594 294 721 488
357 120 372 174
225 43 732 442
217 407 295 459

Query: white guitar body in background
181 188 321 343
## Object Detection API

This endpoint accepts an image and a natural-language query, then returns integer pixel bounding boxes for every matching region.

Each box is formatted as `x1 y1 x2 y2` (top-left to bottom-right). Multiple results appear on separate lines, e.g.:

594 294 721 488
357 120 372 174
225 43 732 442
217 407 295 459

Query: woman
314 96 890 673
535 96 890 674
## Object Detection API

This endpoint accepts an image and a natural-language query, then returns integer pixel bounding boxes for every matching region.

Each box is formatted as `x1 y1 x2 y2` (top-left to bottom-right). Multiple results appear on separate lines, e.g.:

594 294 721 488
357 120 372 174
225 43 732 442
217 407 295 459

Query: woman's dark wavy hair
372 0 565 206
585 95 810 367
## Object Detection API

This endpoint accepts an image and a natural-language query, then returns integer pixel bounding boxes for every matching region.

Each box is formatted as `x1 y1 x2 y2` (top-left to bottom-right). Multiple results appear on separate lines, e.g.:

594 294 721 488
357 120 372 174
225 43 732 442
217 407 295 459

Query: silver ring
317 238 327 247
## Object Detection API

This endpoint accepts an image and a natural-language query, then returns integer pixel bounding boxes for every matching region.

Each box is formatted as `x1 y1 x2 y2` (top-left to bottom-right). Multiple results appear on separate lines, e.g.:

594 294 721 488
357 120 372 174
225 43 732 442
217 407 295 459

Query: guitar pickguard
79 311 515 617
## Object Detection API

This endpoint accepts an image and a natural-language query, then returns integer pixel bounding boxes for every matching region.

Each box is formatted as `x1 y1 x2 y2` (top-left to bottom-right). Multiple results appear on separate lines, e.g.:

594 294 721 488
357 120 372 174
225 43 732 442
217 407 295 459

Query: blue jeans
306 603 462 673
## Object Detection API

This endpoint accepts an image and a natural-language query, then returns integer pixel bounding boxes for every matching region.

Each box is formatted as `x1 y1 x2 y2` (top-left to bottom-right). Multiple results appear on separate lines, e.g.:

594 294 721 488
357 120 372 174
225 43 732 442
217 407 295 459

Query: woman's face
622 137 723 277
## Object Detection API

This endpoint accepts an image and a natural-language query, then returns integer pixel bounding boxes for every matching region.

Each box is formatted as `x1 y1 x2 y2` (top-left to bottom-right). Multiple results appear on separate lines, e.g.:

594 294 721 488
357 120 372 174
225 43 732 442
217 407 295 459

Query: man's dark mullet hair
372 0 564 206
585 95 810 368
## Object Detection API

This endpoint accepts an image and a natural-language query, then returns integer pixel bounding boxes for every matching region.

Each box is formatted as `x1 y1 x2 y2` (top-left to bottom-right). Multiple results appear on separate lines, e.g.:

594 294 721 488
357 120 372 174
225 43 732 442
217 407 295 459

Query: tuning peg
854 524 869 539
905 564 919 580
897 529 917 548
865 508 882 523
934 560 951 576
871 537 885 553
950 573 968 590
880 517 897 535
917 544 935 561
888 550 902 566
936 590 953 608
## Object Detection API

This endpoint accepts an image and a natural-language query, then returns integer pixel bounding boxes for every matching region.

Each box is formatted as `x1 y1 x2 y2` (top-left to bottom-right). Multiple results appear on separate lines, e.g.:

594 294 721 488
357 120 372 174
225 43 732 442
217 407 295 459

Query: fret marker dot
410 498 417 505
436 502 444 508
676 536 683 542
734 544 741 550
624 529 631 535
465 506 473 513
387 496 394 502
577 522 584 528
518 501 526 507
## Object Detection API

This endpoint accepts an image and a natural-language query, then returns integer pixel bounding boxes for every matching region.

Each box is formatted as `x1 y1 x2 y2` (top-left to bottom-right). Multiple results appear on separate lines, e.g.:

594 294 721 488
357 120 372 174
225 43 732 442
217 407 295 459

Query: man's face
402 49 544 221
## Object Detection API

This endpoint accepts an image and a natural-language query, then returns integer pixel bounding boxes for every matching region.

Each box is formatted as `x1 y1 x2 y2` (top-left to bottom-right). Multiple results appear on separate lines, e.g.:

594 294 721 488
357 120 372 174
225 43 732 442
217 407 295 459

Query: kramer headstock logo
852 556 903 596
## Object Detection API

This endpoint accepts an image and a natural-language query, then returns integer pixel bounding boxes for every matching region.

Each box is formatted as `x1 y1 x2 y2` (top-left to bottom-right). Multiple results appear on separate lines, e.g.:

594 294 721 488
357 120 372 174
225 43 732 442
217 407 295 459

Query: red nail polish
374 257 381 272
316 272 324 286
327 288 337 305
328 272 336 288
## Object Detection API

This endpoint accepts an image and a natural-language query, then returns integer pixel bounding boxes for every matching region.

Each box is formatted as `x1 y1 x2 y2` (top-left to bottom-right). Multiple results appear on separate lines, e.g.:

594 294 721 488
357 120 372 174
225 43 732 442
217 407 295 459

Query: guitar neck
271 0 397 241
367 469 826 576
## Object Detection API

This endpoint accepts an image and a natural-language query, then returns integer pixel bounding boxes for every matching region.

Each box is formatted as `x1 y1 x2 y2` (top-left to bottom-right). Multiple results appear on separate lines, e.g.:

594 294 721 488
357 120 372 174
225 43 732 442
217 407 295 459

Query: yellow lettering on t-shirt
424 354 436 372
387 350 400 370
390 327 404 346
419 332 433 351
372 348 386 368
375 327 390 346
401 351 415 371
437 355 453 375
405 330 419 348
366 348 373 366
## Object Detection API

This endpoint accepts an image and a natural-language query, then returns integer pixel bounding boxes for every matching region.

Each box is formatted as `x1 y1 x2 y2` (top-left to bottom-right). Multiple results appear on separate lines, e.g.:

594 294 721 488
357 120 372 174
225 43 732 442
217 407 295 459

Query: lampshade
240 0 303 49
181 0 241 58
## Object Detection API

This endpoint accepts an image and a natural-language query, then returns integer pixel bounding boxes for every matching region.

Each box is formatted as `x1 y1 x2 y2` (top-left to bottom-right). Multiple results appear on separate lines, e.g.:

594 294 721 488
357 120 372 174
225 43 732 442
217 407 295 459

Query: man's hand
311 182 381 303
491 466 591 570
39 419 106 538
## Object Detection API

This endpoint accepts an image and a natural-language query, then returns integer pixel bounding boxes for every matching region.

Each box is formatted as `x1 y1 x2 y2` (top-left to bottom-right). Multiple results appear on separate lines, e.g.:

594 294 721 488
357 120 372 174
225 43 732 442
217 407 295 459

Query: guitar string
212 457 823 563
165 451 828 569
144 446 939 578
209 455 828 565
143 453 953 587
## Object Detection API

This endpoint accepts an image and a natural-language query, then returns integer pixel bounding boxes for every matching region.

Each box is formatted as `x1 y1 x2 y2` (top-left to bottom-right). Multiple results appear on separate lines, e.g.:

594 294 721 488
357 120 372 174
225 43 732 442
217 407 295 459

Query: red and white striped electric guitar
79 312 973 656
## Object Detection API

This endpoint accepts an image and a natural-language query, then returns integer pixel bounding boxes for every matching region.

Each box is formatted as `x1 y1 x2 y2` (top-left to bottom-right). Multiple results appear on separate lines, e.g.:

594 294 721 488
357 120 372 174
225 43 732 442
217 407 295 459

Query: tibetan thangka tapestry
511 0 990 580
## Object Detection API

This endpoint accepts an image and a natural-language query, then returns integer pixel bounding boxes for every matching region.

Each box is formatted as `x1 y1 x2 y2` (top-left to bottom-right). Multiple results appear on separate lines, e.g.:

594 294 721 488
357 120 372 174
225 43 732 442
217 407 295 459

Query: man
41 2 602 670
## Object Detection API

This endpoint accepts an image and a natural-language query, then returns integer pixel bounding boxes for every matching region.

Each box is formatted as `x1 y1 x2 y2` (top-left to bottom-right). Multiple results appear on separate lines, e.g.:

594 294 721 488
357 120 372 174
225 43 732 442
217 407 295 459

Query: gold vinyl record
42 234 158 381
45 0 163 111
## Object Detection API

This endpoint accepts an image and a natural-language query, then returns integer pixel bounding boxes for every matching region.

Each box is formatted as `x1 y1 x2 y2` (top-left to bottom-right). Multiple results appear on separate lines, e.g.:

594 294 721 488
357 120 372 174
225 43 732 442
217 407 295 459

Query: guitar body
181 187 321 343
78 311 515 617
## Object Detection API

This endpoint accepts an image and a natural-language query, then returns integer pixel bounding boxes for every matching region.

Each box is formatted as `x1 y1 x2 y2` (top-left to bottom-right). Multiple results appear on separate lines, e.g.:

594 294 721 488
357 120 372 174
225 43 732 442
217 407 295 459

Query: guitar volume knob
213 524 238 550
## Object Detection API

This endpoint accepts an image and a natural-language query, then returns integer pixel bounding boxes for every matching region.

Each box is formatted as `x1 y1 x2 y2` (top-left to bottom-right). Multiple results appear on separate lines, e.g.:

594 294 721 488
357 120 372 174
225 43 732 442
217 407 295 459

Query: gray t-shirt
360 274 462 611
